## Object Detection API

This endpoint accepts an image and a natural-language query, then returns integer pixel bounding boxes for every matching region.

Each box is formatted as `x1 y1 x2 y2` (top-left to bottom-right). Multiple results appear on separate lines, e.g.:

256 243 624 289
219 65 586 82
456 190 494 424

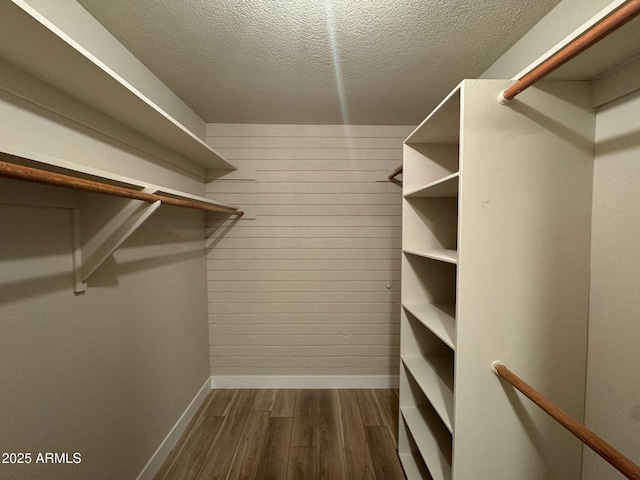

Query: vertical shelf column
399 85 461 480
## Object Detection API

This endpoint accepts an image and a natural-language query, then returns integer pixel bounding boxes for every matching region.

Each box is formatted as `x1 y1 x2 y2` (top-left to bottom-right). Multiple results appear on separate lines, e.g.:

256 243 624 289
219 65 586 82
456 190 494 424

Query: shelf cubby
403 356 454 432
402 85 460 195
398 418 435 480
405 86 461 146
400 362 453 480
402 196 458 256
401 311 454 431
403 144 459 193
401 254 457 307
401 406 452 480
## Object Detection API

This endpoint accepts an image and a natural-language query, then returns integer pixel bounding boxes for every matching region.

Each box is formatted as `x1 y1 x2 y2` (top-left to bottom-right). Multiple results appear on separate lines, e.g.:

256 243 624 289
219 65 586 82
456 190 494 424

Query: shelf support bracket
73 187 161 294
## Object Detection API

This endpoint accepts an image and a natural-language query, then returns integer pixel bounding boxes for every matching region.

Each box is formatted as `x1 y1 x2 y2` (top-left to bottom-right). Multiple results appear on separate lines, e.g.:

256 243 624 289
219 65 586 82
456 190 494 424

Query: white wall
205 124 412 379
582 87 640 480
0 58 211 479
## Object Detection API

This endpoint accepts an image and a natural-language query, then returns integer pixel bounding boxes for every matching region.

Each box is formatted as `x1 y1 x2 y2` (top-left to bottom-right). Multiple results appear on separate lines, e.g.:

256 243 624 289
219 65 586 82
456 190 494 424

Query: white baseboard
136 378 211 480
211 375 399 389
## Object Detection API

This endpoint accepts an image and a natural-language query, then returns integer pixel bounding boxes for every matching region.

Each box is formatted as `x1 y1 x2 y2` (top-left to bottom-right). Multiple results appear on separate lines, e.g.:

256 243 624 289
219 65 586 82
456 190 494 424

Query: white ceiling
77 0 561 125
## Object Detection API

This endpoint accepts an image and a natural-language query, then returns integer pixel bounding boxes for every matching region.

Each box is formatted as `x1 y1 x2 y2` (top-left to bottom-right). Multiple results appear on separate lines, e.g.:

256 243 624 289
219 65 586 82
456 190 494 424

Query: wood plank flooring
154 389 404 480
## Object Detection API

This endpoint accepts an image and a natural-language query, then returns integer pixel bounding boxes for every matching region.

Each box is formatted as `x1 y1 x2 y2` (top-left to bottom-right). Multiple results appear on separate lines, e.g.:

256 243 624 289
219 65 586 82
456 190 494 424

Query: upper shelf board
404 172 459 198
0 1 236 171
0 144 237 210
404 248 458 265
402 303 456 350
405 85 461 145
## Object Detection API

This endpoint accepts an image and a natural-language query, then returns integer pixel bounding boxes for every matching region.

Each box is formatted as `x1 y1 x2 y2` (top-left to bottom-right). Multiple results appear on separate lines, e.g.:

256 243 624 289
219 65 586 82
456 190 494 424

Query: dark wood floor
154 388 405 480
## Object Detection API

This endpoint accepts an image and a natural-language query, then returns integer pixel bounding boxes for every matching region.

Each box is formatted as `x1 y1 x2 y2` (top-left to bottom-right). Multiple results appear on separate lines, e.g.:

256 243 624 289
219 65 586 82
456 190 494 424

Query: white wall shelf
0 1 236 172
404 173 459 198
403 304 456 350
404 249 458 265
0 145 237 211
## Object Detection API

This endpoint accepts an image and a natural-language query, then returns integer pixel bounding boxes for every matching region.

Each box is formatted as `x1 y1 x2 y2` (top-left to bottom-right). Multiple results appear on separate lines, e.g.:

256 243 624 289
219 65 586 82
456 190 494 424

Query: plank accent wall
205 124 413 376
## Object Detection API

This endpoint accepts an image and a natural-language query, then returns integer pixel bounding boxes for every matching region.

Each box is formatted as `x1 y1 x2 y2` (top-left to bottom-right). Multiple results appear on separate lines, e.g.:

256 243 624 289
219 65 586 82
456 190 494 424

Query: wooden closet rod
388 165 403 181
491 361 640 480
0 160 243 216
499 0 640 102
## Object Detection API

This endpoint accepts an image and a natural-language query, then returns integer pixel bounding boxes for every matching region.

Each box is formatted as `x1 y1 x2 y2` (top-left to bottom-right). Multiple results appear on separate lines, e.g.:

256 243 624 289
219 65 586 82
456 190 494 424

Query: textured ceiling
77 0 561 125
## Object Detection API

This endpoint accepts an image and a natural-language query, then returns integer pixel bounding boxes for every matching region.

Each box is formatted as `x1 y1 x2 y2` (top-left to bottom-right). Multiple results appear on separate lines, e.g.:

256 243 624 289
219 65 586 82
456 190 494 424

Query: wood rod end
491 360 505 376
497 90 511 105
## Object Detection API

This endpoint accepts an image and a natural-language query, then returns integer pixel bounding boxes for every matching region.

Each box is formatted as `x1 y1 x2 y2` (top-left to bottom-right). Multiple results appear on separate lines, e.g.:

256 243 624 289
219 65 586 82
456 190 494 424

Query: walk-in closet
1 1 639 479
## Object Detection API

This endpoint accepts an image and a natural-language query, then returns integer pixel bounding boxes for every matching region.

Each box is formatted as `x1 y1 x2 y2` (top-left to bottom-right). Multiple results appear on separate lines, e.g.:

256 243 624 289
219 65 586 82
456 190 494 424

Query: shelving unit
398 79 594 479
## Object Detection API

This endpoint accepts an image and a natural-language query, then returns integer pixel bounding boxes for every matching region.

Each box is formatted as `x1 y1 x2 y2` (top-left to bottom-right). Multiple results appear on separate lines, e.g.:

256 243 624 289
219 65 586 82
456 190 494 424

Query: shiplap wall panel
209 324 399 335
209 357 400 374
252 204 402 216
211 148 401 160
207 193 401 204
207 216 402 227
256 171 394 183
218 159 404 171
208 280 400 292
208 236 402 247
207 249 400 260
210 137 402 149
206 124 413 137
209 183 400 194
209 346 401 356
206 124 411 376
208 270 401 282
209 334 398 346
211 303 399 314
208 313 398 325
208 292 400 304
207 226 401 237
206 260 399 272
